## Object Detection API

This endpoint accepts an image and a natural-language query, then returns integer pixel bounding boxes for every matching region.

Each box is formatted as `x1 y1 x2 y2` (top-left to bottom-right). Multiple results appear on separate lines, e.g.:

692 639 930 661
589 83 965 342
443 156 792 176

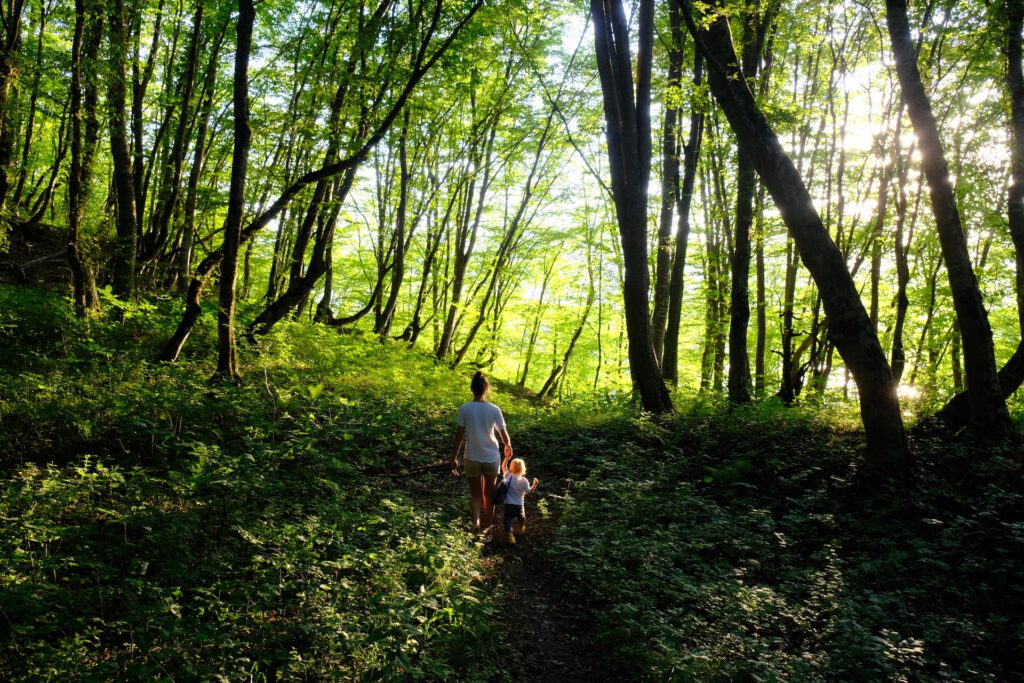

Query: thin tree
590 0 671 412
214 0 255 379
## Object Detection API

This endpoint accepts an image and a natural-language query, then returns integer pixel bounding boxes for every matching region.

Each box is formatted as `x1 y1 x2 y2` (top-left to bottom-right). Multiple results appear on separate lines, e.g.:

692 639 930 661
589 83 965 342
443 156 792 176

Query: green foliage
2 285 1023 680
0 285 509 680
548 403 1024 681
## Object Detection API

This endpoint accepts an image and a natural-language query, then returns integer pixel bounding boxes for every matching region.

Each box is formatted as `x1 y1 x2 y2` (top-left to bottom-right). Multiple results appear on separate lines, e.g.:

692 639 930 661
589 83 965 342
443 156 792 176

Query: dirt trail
481 503 594 681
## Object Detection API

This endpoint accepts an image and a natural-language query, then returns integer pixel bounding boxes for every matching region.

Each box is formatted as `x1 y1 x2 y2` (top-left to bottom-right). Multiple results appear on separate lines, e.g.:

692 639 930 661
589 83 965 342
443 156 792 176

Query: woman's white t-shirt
502 473 531 506
456 400 505 462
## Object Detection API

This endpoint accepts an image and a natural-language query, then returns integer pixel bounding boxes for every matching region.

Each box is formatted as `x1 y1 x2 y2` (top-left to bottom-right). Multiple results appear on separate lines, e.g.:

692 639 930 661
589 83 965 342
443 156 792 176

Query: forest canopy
0 0 1021 443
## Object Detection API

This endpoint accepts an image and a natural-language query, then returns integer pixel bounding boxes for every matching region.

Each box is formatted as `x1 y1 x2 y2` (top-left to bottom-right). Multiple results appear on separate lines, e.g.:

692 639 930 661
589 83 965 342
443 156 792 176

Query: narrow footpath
481 503 595 681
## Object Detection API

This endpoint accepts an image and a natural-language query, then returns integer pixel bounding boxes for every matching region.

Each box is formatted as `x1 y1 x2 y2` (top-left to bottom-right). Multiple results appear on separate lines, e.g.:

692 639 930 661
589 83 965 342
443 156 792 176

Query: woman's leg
482 475 497 527
467 475 484 530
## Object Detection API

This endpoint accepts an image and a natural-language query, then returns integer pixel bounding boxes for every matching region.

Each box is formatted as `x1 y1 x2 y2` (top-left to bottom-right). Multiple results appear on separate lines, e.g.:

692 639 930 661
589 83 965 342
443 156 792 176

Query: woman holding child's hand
450 371 512 534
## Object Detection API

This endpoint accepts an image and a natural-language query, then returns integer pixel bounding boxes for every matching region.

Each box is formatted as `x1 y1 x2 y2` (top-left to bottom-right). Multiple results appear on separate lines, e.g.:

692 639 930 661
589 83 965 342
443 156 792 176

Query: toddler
500 452 538 545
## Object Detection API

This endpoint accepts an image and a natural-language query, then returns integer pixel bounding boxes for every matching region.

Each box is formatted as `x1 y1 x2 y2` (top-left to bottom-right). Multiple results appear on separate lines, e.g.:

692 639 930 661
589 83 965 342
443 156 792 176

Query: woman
450 371 512 533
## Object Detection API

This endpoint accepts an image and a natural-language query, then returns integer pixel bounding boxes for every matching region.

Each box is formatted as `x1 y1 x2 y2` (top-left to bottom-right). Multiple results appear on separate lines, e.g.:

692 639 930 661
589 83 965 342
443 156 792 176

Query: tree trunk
686 0 908 467
887 0 1011 434
178 19 227 292
520 251 558 387
376 111 411 340
891 130 914 383
934 0 1024 428
753 184 767 396
142 1 203 263
437 115 498 358
106 0 139 298
663 44 704 386
69 0 99 317
215 0 255 379
130 0 165 238
0 0 26 210
591 0 671 412
451 111 555 368
727 0 775 404
650 0 686 365
13 1 48 208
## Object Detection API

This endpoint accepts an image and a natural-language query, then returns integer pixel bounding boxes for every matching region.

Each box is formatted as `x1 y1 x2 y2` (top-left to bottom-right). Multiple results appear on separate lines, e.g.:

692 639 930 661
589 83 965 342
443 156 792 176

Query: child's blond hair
509 458 527 475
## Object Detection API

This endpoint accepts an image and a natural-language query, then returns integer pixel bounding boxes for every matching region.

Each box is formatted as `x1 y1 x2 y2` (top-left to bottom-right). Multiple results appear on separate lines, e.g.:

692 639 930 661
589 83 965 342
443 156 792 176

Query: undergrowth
2 284 1022 681
0 285 552 680
548 405 1024 681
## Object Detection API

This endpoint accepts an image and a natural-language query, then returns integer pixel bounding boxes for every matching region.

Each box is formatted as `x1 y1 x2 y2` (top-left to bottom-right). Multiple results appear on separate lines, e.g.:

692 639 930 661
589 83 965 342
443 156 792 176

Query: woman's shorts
464 459 499 477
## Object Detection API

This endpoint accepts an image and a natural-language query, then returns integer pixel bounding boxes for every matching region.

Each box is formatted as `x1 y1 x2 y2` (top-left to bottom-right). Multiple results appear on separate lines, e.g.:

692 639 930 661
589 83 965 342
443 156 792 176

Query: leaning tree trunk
215 0 255 379
591 0 671 412
886 0 1012 435
685 0 907 467
1010 0 1024 338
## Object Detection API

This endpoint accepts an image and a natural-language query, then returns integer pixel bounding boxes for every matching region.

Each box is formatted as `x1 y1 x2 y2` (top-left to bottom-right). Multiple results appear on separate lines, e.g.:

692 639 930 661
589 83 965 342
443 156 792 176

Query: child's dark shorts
503 503 525 531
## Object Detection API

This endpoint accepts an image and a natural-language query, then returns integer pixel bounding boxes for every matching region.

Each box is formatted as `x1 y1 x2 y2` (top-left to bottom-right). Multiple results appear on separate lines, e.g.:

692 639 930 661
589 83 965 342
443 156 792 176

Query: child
500 451 538 545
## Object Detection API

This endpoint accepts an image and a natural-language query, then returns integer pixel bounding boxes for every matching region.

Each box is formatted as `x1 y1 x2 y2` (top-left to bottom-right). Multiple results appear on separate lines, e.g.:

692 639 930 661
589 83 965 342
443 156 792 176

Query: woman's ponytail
471 371 490 398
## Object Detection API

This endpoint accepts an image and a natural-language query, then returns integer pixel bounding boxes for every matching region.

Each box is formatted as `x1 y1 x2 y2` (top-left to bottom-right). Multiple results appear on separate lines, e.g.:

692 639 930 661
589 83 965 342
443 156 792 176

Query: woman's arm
450 426 465 477
498 427 512 458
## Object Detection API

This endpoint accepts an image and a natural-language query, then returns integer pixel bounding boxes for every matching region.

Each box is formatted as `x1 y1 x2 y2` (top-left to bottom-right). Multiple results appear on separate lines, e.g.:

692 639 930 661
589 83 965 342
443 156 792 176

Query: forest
0 0 1022 679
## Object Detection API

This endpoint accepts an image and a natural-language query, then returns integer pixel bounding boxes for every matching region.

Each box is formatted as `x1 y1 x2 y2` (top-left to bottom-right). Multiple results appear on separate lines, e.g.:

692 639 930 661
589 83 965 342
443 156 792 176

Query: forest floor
481 499 594 681
2 284 1024 681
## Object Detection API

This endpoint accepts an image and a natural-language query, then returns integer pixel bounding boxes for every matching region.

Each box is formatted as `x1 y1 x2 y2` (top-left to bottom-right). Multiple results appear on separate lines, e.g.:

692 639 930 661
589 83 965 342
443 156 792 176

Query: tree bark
215 0 255 379
0 0 25 210
886 0 1011 434
12 1 48 208
934 0 1024 428
106 0 139 298
376 111 411 340
1008 0 1024 336
178 18 227 292
685 0 907 467
69 0 97 316
142 1 203 263
650 0 686 365
663 19 704 386
590 0 671 412
727 0 773 404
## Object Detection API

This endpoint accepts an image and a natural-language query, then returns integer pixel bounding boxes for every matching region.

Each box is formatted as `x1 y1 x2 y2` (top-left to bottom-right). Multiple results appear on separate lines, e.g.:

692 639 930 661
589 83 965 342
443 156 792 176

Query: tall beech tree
215 0 255 379
590 0 671 412
936 0 1024 429
886 0 1012 435
726 0 776 404
106 0 139 298
662 47 704 386
68 0 101 316
684 0 908 465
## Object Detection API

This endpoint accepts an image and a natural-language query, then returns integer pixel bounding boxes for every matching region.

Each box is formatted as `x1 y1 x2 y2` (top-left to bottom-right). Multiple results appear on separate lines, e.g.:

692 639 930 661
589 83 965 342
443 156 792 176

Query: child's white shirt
503 473 531 506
